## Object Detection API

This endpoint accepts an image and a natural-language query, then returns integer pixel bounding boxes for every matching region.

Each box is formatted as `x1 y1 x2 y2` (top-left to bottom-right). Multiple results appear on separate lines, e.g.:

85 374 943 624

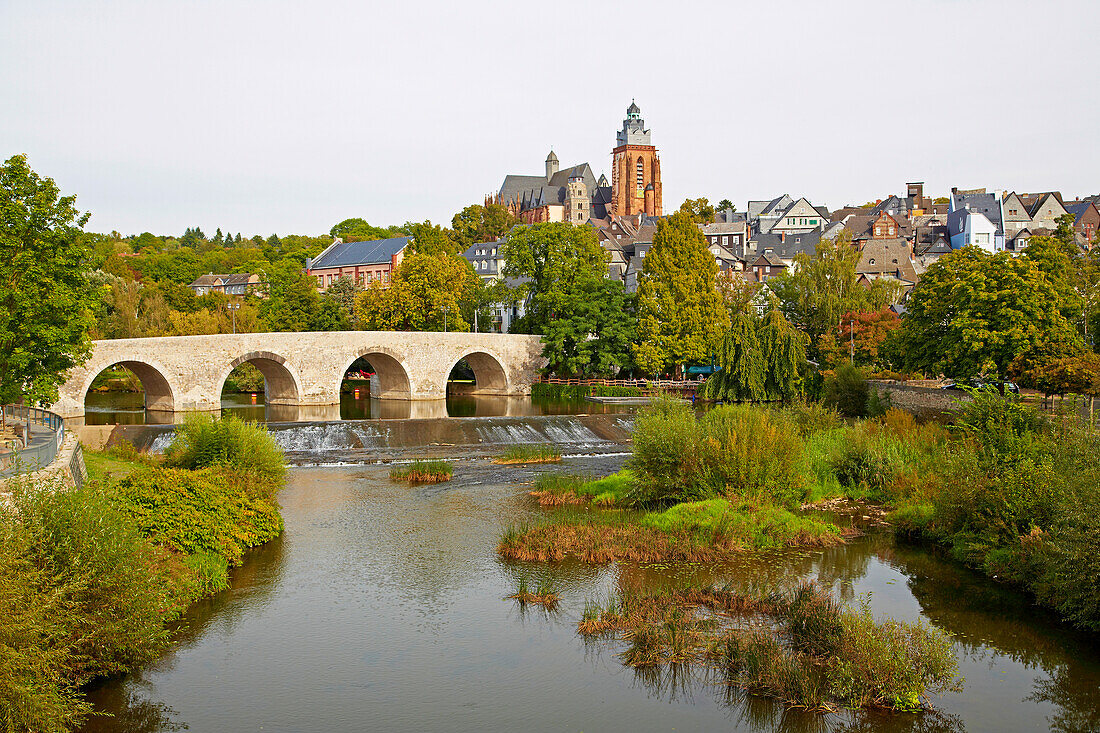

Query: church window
636 158 644 187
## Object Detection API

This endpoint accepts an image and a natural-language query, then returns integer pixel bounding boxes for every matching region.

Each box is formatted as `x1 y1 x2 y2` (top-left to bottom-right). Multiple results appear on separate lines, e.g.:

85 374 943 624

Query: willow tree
634 211 727 376
700 312 764 402
758 309 809 402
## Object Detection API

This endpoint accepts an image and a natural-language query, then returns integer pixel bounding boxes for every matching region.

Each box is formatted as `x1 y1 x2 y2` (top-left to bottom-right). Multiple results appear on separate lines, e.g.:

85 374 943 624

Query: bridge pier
50 332 546 420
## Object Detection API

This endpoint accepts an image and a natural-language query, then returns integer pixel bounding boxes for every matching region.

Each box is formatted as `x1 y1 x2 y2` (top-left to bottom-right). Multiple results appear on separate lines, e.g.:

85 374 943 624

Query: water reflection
82 392 635 425
80 460 1100 733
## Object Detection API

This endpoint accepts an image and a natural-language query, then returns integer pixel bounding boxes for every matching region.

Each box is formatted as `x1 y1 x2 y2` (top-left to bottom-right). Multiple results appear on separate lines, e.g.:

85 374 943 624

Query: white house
948 191 1004 252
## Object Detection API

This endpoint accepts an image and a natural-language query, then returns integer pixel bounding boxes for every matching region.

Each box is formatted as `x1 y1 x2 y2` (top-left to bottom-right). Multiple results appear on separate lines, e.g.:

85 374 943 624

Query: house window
869 258 876 265
722 236 728 246
810 219 817 226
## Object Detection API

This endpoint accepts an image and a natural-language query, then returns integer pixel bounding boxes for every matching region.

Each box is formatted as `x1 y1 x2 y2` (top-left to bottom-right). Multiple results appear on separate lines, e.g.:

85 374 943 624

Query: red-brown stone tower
610 101 662 218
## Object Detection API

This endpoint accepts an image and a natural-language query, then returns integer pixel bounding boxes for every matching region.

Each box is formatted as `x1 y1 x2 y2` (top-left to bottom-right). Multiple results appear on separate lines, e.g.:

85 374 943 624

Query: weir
99 414 635 463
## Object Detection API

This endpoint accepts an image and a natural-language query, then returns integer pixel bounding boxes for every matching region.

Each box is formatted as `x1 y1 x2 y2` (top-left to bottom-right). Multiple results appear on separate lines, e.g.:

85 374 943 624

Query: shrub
782 581 843 657
831 601 961 711
0 477 195 732
163 414 285 489
112 466 284 566
786 401 843 437
822 363 869 418
631 400 808 507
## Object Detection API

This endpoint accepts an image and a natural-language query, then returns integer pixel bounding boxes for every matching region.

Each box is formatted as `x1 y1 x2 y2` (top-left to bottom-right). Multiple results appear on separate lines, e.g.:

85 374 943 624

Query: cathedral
488 101 663 224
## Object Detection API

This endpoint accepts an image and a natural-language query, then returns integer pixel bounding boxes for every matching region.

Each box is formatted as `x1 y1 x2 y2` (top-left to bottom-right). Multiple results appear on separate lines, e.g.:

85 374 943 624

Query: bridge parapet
51 331 547 418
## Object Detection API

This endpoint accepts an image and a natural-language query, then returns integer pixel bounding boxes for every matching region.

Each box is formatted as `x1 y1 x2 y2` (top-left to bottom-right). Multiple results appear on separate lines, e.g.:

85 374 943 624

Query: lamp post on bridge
227 301 240 334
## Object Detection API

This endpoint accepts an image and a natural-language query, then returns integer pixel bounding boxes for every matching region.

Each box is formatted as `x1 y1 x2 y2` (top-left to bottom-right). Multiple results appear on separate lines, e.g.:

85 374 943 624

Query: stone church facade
488 102 663 224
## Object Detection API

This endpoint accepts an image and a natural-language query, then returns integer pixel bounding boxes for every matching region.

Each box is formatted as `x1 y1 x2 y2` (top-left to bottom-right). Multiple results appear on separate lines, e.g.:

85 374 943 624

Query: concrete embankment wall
868 381 969 420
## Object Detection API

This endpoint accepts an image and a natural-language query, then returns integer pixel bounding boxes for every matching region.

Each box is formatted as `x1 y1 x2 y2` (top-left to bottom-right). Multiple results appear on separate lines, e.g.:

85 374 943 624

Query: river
76 449 1100 732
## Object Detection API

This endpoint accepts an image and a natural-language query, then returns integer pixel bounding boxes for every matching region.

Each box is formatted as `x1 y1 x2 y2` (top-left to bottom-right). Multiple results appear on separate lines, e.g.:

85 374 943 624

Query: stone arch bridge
50 331 547 418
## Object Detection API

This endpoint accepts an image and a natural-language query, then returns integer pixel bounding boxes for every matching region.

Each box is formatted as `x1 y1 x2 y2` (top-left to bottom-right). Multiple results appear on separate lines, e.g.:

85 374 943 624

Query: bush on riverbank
0 416 288 731
0 478 194 732
631 400 807 508
890 391 1100 630
164 413 285 490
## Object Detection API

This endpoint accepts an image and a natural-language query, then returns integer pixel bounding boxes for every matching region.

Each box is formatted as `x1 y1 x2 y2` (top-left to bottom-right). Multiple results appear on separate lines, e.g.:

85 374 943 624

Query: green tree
405 220 460 256
678 197 716 224
896 246 1082 382
770 233 900 357
634 211 727 376
323 276 362 327
500 222 608 335
717 199 735 213
450 203 517 250
0 154 97 405
354 250 479 331
260 269 325 332
329 218 401 242
757 309 808 401
1024 225 1082 324
541 278 636 377
700 312 764 402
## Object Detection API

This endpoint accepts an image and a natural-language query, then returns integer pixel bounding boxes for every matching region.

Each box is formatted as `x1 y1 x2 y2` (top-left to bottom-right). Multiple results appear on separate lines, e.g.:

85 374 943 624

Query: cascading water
133 414 634 464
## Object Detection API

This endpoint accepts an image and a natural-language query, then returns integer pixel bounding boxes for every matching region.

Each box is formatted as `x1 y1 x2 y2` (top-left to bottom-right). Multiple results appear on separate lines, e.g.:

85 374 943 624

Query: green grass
389 460 453 483
576 470 636 506
83 445 152 484
494 444 562 464
640 499 842 550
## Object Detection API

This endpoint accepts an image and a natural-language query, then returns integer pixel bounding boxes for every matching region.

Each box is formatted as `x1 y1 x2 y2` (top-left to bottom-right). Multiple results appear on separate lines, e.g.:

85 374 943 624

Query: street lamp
227 302 240 334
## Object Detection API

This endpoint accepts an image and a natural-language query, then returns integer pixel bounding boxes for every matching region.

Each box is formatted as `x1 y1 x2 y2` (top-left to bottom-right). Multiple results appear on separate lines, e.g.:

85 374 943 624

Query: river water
77 447 1100 733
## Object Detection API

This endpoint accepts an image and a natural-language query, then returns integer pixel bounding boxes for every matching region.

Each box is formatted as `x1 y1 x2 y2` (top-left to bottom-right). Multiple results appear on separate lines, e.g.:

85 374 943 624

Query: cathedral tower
611 101 662 218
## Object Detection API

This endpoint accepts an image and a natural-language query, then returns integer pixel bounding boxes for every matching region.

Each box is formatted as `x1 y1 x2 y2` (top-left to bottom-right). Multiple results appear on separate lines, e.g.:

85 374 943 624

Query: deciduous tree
897 246 1081 382
634 211 727 376
354 250 479 331
0 154 97 405
450 203 517 250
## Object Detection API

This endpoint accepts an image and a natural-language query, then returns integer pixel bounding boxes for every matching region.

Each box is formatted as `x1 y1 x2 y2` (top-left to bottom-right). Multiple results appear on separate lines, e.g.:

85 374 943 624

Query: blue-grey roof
1064 201 1095 225
310 236 411 269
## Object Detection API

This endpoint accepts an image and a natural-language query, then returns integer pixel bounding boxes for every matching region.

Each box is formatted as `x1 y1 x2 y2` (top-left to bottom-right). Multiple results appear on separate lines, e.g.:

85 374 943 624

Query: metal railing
0 405 66 478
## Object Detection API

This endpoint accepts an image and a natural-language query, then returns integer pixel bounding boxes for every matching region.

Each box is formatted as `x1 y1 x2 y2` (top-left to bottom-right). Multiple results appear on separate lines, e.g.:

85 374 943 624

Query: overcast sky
3 0 1098 237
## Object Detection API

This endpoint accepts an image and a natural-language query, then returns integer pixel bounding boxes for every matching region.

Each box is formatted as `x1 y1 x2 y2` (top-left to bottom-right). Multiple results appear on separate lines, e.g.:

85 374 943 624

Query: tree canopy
541 278 636 377
500 222 608 335
354 250 479 332
896 246 1082 380
450 203 517 250
634 211 727 375
769 233 900 356
0 154 97 405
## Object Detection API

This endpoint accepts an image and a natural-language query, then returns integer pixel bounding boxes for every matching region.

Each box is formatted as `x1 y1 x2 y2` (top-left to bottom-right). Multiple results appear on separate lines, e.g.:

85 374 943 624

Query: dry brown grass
498 517 844 565
529 490 588 507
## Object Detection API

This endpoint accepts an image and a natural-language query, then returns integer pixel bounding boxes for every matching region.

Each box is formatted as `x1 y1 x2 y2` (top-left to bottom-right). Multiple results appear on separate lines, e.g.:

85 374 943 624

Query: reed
506 575 559 609
494 444 562 464
389 460 453 484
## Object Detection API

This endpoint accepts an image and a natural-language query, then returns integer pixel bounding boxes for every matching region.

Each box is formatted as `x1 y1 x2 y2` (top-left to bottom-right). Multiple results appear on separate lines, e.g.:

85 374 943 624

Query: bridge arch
217 351 302 405
81 359 177 413
337 348 412 400
448 349 510 395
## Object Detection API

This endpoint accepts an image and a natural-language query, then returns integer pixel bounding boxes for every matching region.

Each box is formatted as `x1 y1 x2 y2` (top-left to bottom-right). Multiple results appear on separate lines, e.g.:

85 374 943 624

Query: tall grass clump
589 582 960 714
389 460 453 483
631 398 807 508
494 444 562 464
164 413 285 489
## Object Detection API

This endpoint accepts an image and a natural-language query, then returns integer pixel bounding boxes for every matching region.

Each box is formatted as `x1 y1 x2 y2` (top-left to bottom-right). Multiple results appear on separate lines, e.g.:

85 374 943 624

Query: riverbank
501 395 1100 635
0 416 285 732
